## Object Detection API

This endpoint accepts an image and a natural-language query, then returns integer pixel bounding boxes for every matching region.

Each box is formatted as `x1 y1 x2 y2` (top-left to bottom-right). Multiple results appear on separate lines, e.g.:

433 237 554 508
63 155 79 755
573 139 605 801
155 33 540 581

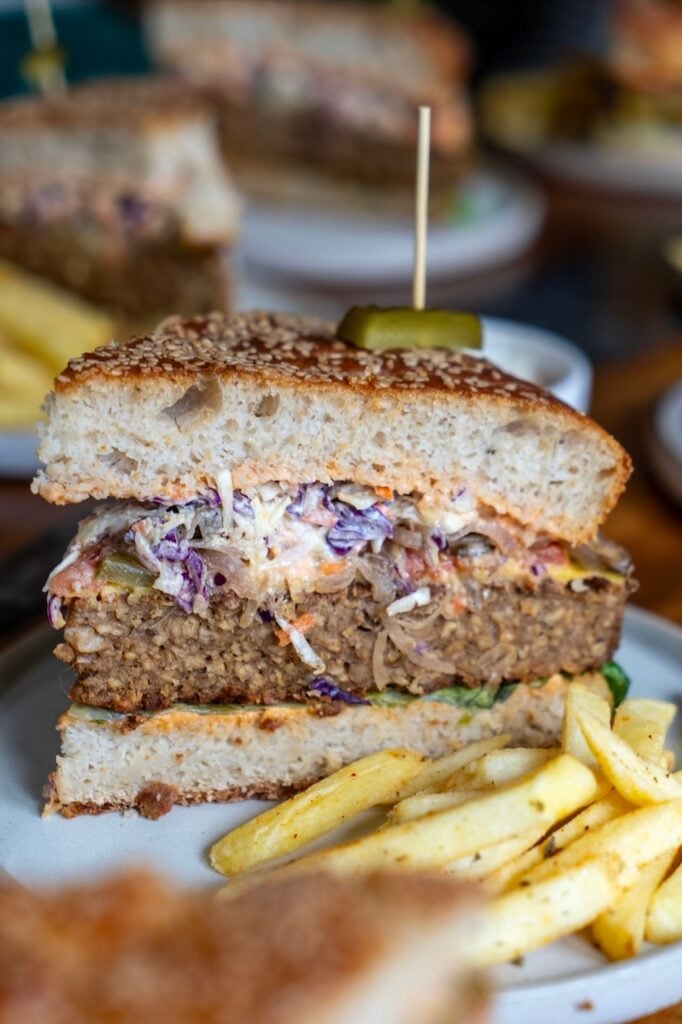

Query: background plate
0 606 681 1023
241 167 545 284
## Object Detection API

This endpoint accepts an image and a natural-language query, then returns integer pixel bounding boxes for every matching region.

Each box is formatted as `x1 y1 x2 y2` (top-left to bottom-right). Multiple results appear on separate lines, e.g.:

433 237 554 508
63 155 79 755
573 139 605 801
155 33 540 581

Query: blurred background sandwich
144 0 473 216
0 75 238 322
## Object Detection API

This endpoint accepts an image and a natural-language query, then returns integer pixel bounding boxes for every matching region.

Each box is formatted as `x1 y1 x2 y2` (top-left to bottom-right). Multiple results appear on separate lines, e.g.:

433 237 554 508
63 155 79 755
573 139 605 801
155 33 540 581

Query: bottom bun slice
44 672 610 819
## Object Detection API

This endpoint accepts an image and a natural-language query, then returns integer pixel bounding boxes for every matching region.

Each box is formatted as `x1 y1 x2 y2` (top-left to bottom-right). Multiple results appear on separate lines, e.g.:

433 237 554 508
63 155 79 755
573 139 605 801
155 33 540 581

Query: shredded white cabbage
386 587 432 617
216 469 234 534
274 612 326 672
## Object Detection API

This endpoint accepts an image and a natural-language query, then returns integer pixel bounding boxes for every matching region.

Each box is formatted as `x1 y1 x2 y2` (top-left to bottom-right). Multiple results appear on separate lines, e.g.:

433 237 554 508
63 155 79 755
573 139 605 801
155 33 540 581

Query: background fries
211 682 682 968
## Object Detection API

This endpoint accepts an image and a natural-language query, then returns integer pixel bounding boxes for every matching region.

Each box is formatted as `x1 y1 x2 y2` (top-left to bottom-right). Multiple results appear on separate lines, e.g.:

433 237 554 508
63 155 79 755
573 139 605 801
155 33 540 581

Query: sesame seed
55 310 560 408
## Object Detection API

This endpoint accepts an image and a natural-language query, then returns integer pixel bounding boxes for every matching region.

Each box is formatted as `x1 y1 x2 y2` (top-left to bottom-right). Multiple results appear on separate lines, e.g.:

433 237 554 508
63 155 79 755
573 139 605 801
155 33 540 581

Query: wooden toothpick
412 105 431 311
23 0 66 96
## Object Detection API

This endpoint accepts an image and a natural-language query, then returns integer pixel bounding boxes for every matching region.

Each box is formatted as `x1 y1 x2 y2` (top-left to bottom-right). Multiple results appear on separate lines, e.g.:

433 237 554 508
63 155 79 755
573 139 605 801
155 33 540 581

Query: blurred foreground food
0 869 485 1024
213 684 682 966
0 261 113 429
145 0 473 216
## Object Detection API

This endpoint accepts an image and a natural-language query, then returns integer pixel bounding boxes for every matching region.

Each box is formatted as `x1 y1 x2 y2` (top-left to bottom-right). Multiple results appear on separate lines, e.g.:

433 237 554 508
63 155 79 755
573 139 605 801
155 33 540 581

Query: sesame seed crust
56 309 572 410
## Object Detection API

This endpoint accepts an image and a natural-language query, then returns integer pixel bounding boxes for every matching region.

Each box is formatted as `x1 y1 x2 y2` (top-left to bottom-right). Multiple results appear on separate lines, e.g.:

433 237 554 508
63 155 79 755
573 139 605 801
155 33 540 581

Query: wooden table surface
0 338 681 1023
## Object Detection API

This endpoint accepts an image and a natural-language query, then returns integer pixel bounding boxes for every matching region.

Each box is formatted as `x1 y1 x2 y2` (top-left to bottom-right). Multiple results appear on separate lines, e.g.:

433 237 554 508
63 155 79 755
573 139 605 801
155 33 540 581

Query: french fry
517 800 682 892
562 682 612 768
646 857 682 944
574 694 682 805
483 790 630 895
445 747 555 790
0 342 54 427
388 789 488 825
281 755 599 876
0 260 113 374
209 748 427 876
469 855 623 966
445 826 548 882
613 700 676 769
592 850 677 960
397 734 510 798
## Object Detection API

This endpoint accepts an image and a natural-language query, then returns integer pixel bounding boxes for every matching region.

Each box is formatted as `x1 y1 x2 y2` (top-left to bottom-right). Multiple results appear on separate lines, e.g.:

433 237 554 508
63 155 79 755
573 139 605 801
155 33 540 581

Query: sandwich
0 869 486 1024
36 310 635 817
482 0 682 169
0 77 238 322
143 0 472 215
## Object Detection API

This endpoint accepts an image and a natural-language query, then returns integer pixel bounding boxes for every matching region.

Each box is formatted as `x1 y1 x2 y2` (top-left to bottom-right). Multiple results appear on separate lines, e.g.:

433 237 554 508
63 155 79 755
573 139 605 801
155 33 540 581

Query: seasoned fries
388 788 487 825
397 734 510 798
614 699 675 768
222 754 599 878
470 856 623 965
444 747 555 790
212 685 682 967
570 686 682 805
647 857 682 944
592 851 677 960
562 679 612 768
210 748 426 875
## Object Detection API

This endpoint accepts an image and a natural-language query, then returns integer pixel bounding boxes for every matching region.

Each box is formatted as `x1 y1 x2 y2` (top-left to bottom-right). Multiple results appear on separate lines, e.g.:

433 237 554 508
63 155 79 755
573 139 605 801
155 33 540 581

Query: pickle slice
336 306 482 351
97 553 156 589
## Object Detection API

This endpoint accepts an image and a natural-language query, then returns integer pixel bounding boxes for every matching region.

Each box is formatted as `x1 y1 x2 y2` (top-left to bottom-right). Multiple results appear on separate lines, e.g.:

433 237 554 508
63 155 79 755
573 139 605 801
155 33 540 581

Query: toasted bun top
0 76 207 132
34 311 631 542
54 310 569 403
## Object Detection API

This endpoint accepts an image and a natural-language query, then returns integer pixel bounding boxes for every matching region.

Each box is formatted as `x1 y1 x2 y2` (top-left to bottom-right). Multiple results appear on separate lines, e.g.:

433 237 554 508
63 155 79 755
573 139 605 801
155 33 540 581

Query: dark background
0 0 680 363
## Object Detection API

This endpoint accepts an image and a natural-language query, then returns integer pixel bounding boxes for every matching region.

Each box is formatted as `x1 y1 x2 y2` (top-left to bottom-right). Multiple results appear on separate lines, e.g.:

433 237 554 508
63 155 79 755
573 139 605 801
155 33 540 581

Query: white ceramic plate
240 167 545 284
0 606 681 1023
508 140 682 199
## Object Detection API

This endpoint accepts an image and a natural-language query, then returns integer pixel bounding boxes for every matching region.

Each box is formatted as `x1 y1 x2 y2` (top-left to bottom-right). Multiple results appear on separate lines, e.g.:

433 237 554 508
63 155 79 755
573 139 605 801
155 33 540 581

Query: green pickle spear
97 552 156 589
336 306 482 351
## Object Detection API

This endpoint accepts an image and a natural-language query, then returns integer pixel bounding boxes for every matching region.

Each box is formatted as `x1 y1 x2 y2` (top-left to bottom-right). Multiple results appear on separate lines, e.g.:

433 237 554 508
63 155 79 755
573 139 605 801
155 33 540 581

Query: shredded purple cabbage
148 531 208 611
286 483 327 518
233 490 254 518
258 608 274 623
152 535 190 562
308 678 370 705
47 594 63 629
431 528 448 552
325 501 393 555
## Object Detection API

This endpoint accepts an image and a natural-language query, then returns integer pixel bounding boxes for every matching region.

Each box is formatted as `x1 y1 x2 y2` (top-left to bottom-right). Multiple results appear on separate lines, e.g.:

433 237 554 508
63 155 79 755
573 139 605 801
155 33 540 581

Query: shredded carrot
292 612 316 632
275 613 317 648
375 486 393 500
451 595 466 614
320 561 347 575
